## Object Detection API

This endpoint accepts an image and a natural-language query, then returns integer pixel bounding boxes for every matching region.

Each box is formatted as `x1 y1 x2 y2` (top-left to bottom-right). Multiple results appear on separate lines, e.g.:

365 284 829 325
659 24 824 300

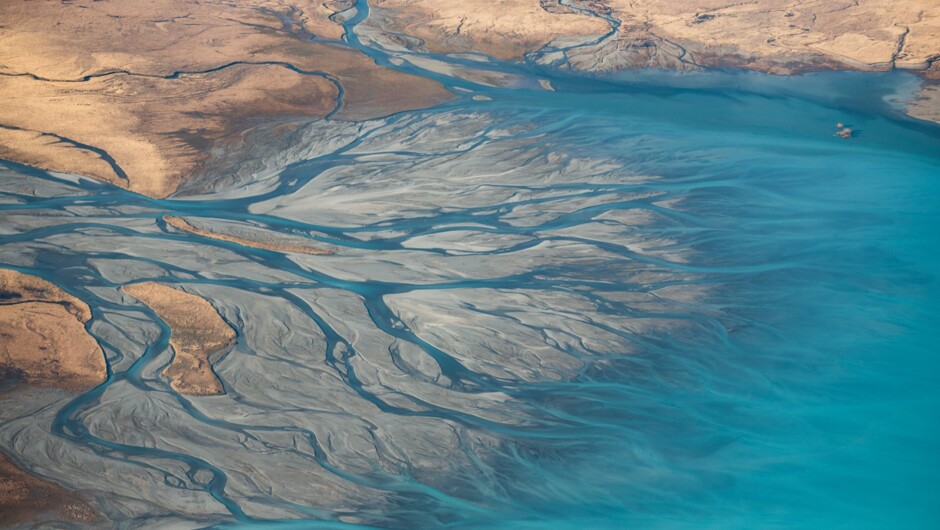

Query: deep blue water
2 4 940 529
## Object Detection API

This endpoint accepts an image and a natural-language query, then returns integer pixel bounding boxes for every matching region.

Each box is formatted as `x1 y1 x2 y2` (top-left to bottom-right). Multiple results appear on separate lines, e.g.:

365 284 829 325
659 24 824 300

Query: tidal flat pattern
2 3 940 530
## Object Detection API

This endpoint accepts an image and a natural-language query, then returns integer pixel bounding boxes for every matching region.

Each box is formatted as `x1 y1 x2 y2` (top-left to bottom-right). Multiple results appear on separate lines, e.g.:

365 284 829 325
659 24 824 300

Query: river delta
1 1 939 528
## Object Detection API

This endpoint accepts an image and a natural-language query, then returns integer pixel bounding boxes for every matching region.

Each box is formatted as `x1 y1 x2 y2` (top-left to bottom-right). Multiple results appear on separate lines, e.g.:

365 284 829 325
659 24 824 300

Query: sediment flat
121 282 236 396
0 269 106 390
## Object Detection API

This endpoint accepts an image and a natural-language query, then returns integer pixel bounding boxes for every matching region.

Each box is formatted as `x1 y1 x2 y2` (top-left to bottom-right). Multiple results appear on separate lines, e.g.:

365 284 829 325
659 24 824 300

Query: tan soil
0 0 453 198
370 0 610 60
602 0 940 72
372 0 939 73
0 269 106 391
121 282 236 396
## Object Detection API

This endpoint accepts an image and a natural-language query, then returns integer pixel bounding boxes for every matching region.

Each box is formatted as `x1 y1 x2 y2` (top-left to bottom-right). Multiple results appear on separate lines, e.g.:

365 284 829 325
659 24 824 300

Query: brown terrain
587 0 938 73
373 0 939 71
371 0 940 121
0 452 99 526
0 269 107 390
1 1 936 197
369 0 610 60
0 270 106 525
164 215 333 255
121 282 237 396
0 0 453 198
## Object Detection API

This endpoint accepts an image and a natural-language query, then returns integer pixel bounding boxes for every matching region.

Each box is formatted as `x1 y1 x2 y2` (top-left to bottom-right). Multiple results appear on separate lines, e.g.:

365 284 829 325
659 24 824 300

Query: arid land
370 0 940 120
373 0 938 71
0 269 107 525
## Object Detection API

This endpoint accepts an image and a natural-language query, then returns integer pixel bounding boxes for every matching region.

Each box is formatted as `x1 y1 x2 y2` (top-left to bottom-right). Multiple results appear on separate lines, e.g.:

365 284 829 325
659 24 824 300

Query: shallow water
2 4 940 529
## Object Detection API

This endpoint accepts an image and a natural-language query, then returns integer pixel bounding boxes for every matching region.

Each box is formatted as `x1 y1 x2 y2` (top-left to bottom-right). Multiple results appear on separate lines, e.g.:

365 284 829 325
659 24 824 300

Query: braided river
1 2 939 528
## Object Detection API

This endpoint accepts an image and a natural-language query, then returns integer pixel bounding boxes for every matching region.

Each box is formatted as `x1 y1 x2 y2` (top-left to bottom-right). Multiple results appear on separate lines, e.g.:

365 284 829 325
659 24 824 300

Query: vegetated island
0 269 107 390
0 269 105 525
121 282 236 396
164 215 332 255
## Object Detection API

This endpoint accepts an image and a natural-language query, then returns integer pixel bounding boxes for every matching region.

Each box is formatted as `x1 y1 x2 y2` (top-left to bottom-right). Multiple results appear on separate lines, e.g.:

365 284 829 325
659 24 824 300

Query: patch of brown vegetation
372 1 938 74
0 452 99 526
0 65 338 198
0 269 106 391
121 282 236 396
600 0 940 73
0 0 453 198
164 216 333 255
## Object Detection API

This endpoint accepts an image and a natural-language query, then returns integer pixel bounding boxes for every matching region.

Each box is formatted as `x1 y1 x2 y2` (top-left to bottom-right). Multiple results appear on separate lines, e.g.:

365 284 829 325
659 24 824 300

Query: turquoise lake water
2 3 939 528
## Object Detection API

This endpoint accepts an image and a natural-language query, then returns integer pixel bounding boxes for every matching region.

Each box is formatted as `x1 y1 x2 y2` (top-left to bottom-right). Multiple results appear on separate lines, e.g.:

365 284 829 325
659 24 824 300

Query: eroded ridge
0 269 107 390
121 282 236 396
164 215 332 255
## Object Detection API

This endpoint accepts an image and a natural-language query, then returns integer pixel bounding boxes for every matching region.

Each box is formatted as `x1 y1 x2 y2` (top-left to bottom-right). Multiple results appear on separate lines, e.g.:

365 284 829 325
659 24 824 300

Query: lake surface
1 4 939 529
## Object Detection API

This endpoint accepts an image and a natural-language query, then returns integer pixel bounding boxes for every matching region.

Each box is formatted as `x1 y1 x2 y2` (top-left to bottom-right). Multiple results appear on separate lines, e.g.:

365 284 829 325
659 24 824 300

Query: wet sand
121 282 236 396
